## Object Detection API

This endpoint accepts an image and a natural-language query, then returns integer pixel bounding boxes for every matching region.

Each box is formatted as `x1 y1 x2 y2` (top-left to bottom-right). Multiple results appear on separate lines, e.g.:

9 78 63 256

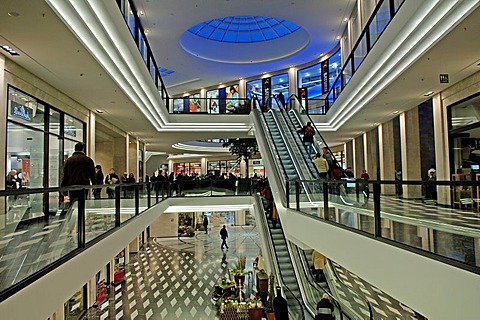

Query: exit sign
439 74 449 83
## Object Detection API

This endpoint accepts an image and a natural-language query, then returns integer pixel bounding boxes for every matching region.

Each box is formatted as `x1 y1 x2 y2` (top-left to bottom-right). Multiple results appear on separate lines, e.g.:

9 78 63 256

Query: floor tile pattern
331 261 422 320
84 225 261 320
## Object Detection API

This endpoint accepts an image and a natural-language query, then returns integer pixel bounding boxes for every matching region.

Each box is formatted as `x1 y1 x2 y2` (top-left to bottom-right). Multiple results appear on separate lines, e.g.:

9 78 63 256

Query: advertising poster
207 89 219 114
113 250 125 285
95 269 107 305
173 98 184 113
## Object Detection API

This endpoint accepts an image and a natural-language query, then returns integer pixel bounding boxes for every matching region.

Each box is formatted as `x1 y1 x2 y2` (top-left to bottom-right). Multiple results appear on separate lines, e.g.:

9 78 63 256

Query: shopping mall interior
1 0 480 319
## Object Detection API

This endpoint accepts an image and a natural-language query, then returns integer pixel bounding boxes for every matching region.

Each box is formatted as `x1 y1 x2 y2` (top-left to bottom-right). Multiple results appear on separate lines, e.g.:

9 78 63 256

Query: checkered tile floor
378 196 480 230
83 225 261 320
331 261 422 320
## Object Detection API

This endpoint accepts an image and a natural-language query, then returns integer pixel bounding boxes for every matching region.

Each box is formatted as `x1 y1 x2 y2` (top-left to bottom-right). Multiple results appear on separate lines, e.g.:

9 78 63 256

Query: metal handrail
254 194 306 319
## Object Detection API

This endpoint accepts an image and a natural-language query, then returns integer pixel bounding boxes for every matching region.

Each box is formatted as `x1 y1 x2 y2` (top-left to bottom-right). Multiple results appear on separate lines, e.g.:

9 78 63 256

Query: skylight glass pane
223 32 237 42
189 24 204 33
210 30 226 41
283 21 300 32
237 32 251 42
198 26 215 38
262 29 277 39
274 25 289 37
187 15 300 43
250 31 265 42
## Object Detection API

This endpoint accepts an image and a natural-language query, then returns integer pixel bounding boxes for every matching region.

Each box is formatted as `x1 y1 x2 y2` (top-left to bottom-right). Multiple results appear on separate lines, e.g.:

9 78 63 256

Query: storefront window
298 64 322 98
7 122 44 188
328 50 342 90
5 86 87 224
64 114 84 141
49 108 61 135
8 87 45 130
449 94 480 176
271 73 288 109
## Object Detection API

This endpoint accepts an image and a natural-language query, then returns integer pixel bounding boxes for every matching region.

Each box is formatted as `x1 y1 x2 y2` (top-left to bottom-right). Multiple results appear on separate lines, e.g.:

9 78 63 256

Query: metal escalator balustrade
253 195 306 319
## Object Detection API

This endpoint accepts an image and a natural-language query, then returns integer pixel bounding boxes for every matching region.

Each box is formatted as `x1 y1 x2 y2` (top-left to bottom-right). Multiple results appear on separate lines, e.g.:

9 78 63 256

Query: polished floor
83 223 262 320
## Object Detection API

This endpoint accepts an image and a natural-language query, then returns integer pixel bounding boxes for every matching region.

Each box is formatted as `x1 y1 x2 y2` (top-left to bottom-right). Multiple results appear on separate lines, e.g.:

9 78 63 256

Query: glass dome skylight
188 16 300 43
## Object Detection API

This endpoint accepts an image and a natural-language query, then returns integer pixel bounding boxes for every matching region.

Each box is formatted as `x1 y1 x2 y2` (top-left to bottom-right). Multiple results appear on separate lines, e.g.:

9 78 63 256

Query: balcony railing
0 179 254 302
288 177 480 275
326 0 405 108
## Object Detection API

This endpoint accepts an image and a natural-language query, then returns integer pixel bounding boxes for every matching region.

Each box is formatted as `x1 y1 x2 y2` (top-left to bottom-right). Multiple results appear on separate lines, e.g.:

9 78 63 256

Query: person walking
93 165 104 199
60 142 96 204
315 293 335 320
273 286 289 320
203 215 209 234
220 225 229 249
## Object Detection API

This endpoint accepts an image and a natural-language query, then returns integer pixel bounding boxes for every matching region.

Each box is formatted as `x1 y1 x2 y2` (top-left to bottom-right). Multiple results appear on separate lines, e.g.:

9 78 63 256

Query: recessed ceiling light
139 10 144 15
96 109 104 113
424 91 434 96
343 18 348 22
219 82 223 85
336 36 341 40
145 29 150 34
8 12 20 17
393 110 399 114
1 45 19 56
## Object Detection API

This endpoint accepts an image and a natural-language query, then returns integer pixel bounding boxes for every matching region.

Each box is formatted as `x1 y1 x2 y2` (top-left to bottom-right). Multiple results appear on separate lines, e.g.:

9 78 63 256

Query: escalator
253 98 375 319
269 221 305 318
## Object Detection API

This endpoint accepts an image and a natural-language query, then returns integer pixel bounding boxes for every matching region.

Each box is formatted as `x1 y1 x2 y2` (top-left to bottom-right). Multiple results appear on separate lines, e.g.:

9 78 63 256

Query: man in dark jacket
93 165 104 199
220 225 229 249
315 293 335 320
61 142 95 203
298 122 315 157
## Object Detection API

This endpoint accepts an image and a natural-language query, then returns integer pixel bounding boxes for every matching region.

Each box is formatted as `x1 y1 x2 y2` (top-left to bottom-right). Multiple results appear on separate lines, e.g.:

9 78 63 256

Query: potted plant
265 273 276 320
256 268 269 301
230 255 248 286
247 296 263 320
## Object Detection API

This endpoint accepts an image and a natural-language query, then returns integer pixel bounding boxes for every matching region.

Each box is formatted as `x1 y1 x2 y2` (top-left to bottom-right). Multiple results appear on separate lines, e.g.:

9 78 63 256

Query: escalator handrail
268 111 310 183
254 195 306 319
296 248 348 319
255 109 290 189
274 98 320 179
286 94 338 164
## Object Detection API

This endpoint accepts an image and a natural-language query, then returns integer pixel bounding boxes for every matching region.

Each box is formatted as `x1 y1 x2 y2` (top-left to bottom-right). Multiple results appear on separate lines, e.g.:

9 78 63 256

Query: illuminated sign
10 101 32 121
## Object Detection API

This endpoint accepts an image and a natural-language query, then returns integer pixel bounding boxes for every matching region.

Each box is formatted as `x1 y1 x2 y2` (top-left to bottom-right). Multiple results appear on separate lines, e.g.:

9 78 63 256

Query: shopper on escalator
315 293 335 320
298 122 315 158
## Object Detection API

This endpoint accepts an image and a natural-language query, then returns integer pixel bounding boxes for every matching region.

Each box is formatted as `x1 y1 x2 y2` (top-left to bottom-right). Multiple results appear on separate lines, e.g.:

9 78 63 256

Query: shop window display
178 213 195 237
5 86 85 224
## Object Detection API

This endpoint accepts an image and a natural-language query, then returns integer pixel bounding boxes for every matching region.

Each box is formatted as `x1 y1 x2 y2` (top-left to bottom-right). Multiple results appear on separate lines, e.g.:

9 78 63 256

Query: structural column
399 109 422 198
0 54 6 229
366 128 378 180
432 93 450 205
354 136 365 177
379 121 396 195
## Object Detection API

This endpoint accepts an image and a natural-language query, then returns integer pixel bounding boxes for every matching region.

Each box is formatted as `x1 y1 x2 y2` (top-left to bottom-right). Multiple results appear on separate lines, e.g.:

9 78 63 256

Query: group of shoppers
59 142 137 203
